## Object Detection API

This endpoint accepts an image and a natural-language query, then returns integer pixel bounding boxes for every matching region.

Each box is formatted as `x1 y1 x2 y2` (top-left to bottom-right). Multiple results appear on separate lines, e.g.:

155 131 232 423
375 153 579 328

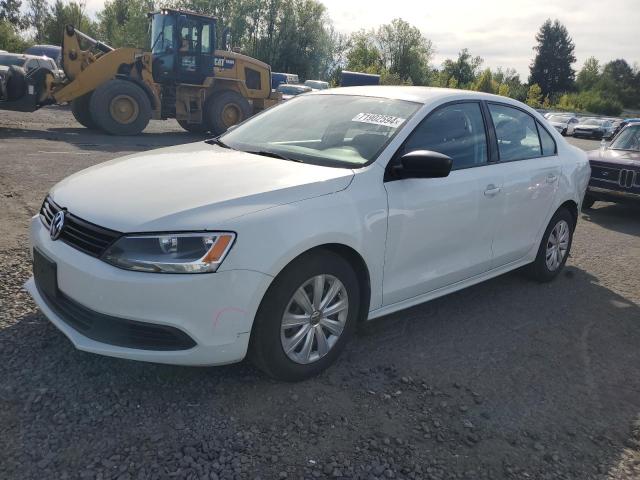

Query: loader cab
150 9 216 85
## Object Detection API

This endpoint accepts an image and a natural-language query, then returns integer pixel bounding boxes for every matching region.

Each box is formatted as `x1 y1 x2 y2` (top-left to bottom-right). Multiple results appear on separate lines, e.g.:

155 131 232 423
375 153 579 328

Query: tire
6 65 26 100
249 250 361 381
582 195 596 210
177 119 208 134
71 92 98 129
205 90 252 136
525 208 575 282
90 79 151 136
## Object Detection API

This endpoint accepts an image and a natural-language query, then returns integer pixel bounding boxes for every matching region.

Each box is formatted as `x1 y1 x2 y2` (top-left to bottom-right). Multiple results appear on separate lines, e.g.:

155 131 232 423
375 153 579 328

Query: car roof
0 52 51 61
313 85 526 106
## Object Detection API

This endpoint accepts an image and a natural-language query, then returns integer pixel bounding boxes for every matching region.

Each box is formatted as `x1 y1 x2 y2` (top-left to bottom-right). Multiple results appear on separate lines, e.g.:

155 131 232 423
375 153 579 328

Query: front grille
40 196 121 257
33 250 196 351
591 165 620 183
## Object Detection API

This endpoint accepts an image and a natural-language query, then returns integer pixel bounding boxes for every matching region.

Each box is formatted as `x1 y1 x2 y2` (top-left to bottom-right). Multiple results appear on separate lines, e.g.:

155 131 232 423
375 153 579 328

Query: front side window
151 14 176 54
401 102 487 170
221 94 421 167
489 104 542 161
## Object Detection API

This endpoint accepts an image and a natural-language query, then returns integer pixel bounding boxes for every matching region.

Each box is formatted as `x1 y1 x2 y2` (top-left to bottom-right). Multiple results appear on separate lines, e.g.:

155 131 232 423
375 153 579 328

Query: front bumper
26 216 273 366
587 186 640 203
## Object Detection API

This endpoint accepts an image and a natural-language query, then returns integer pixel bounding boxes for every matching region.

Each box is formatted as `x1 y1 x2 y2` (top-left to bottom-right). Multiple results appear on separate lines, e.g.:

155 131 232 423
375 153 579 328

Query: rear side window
402 102 488 170
489 104 541 161
537 122 557 156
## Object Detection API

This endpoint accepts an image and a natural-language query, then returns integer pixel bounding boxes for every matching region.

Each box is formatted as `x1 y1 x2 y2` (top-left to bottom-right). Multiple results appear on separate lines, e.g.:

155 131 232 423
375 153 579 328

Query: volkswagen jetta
26 86 590 380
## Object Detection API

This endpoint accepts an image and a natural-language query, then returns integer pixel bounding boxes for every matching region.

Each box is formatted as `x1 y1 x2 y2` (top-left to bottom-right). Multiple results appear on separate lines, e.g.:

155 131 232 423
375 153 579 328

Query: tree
441 48 483 88
0 0 23 28
44 0 95 46
0 18 29 50
345 29 382 73
576 56 600 91
376 18 433 85
526 83 543 108
473 68 495 93
529 19 576 97
498 83 510 97
97 0 153 48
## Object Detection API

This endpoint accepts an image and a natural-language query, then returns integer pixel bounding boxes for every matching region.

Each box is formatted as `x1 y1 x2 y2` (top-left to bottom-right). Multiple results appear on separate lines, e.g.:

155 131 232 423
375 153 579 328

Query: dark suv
584 123 640 208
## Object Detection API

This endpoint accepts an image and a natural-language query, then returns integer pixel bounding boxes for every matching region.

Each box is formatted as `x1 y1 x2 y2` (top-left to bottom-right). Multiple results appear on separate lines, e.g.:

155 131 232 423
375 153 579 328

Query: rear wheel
205 90 252 136
177 119 208 134
249 250 360 381
90 80 151 135
525 208 574 282
71 92 98 129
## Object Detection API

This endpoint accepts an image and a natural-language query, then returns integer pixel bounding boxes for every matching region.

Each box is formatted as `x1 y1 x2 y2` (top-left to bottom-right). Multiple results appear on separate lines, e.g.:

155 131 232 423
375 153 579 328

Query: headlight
102 232 235 273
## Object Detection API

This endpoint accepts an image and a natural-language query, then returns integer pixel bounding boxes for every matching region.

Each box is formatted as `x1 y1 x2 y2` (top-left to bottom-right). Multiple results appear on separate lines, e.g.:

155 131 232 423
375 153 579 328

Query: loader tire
206 90 252 136
90 79 151 136
6 65 26 101
177 119 208 134
71 92 98 129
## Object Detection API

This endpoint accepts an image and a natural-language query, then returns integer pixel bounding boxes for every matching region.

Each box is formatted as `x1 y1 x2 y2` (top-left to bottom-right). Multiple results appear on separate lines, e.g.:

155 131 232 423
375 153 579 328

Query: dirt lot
1 106 639 480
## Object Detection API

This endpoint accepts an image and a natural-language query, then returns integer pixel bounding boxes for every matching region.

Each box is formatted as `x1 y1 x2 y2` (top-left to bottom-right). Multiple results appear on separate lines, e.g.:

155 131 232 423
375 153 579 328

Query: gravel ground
1 107 639 480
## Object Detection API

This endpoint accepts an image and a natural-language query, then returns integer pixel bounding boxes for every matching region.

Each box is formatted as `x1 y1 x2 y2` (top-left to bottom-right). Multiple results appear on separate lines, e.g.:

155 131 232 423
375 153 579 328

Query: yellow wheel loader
0 9 280 135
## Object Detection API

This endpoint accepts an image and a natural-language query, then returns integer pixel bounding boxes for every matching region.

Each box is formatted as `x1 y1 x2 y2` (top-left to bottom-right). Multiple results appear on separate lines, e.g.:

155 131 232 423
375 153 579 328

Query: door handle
484 184 501 196
546 174 558 183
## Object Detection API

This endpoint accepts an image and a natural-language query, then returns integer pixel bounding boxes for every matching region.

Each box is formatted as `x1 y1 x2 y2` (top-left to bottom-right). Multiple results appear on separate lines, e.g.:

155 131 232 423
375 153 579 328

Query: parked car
26 87 589 380
276 83 312 100
271 72 299 90
572 118 614 139
583 123 640 208
609 118 640 140
25 44 62 68
304 79 329 90
0 52 62 80
547 114 579 136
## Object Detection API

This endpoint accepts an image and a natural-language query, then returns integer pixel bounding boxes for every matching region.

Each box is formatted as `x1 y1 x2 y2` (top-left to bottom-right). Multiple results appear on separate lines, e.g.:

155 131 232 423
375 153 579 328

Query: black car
584 123 640 208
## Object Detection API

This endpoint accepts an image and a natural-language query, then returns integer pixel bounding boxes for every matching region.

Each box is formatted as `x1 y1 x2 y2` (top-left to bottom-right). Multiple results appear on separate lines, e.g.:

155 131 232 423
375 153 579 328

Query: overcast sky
321 0 640 79
82 0 639 79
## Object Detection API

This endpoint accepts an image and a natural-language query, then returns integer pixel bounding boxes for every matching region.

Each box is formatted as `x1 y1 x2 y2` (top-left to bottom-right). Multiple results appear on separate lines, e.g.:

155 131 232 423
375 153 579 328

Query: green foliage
497 83 509 97
0 18 29 50
576 56 600 91
0 0 23 27
529 19 576 97
526 83 543 108
345 29 382 73
555 90 623 116
440 48 483 88
43 0 96 46
473 68 495 93
97 0 153 48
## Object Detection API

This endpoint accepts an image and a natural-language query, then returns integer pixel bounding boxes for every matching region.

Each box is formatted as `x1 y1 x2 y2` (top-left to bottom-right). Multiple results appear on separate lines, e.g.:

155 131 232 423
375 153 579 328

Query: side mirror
391 150 453 179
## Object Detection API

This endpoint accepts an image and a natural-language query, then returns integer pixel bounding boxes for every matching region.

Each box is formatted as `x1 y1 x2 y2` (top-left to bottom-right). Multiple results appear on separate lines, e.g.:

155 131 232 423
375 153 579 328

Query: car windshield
549 115 570 122
610 125 640 151
0 55 26 67
220 94 421 167
582 119 602 126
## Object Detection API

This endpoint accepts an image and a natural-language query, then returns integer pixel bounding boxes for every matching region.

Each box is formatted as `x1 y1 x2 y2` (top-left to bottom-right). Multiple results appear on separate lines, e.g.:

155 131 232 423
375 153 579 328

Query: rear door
382 101 503 305
486 103 561 267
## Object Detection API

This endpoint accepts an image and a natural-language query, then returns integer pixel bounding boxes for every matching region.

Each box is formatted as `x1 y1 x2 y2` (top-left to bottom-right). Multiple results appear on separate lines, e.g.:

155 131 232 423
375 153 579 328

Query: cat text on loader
0 9 280 135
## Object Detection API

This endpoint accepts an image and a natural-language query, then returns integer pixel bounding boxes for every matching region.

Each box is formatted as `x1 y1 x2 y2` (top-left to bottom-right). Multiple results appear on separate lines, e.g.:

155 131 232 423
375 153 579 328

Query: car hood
50 142 354 232
587 148 640 167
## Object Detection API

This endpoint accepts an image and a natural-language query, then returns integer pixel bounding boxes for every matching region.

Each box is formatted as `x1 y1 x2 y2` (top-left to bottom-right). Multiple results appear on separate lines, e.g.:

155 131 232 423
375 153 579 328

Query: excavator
0 9 280 135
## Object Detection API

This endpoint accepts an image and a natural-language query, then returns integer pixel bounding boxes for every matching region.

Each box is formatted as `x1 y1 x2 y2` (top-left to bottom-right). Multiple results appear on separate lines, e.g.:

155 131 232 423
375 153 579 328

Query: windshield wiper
245 150 304 163
205 137 231 149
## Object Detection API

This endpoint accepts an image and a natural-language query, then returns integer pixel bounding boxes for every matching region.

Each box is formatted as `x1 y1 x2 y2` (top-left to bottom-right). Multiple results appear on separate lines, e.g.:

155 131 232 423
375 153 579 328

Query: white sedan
26 87 590 380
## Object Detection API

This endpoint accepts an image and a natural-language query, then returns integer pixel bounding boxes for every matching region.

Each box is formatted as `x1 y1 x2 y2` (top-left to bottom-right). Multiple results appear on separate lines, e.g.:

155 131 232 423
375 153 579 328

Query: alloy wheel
545 219 570 271
280 274 349 364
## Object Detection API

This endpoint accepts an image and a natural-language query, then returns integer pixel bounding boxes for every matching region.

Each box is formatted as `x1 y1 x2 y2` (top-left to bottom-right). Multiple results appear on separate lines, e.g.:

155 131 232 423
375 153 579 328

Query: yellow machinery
0 9 280 135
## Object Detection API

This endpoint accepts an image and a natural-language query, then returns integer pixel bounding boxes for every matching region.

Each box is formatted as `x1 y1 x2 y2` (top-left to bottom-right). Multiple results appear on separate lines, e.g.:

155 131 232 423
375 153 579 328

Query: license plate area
33 248 58 299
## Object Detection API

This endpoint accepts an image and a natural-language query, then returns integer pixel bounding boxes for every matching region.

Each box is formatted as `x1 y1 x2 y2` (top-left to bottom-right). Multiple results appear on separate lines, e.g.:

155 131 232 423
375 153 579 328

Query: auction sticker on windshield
352 113 406 128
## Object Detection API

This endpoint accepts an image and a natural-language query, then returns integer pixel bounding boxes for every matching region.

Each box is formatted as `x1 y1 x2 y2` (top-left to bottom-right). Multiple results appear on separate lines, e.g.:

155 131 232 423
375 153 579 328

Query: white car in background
547 114 580 136
304 79 330 90
26 87 590 381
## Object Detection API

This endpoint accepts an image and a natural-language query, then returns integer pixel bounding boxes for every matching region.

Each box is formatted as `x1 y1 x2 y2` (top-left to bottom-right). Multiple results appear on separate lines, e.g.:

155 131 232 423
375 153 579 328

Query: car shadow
0 125 206 153
1 262 639 478
582 202 640 237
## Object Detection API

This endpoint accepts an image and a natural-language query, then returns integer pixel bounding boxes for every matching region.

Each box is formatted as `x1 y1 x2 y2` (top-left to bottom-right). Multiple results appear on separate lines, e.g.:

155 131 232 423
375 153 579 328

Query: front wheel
71 92 98 129
249 250 361 381
90 79 151 136
525 208 575 282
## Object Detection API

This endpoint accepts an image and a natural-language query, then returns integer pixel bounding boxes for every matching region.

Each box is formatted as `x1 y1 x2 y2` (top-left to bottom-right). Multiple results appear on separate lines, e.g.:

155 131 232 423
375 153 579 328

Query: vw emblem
50 210 66 240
